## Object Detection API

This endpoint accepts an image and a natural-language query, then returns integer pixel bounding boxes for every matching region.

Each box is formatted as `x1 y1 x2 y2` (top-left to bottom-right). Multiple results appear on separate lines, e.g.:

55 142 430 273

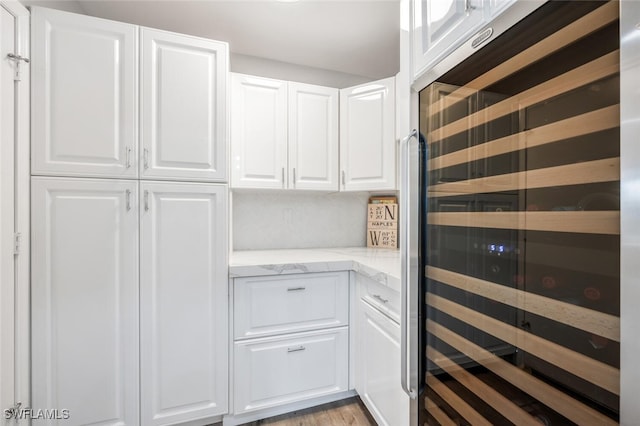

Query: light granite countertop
229 247 401 292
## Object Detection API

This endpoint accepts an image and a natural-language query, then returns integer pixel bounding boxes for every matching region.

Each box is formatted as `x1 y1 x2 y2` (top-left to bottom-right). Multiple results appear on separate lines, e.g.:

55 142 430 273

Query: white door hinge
13 232 21 255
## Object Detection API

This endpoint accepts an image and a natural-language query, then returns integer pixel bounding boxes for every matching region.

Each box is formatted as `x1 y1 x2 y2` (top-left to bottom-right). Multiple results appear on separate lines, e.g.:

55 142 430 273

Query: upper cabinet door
141 28 228 182
288 83 339 191
140 182 228 425
31 7 138 178
412 0 484 79
31 177 139 426
231 73 287 189
340 77 396 192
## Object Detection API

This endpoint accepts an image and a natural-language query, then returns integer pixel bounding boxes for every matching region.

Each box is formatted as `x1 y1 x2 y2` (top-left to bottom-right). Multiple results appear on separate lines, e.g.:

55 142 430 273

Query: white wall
231 53 371 89
232 191 372 250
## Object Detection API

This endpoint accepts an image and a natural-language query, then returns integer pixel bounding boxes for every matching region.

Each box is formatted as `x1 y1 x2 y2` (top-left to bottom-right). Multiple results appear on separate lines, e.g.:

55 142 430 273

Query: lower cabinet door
31 177 140 426
358 300 409 426
234 328 349 414
140 181 228 425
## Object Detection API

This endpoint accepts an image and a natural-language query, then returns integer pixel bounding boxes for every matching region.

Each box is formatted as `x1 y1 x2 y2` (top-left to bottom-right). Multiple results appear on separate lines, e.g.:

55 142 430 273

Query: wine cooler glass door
420 2 620 425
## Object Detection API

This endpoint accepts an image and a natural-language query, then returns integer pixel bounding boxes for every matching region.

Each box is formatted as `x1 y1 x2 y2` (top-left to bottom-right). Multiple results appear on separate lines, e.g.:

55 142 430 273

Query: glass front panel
420 2 620 424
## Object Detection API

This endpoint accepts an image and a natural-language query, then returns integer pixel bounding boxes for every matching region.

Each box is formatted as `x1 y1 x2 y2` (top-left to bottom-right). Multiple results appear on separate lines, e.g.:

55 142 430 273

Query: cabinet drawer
233 328 349 414
358 273 400 322
234 272 349 339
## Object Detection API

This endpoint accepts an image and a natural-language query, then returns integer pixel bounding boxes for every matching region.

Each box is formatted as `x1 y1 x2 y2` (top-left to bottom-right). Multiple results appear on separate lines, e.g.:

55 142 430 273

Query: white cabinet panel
0 4 17 412
31 177 139 426
340 77 396 191
357 300 409 426
234 328 349 414
141 29 228 181
234 272 349 339
31 7 138 178
412 0 484 78
288 82 339 191
231 73 287 189
140 182 228 425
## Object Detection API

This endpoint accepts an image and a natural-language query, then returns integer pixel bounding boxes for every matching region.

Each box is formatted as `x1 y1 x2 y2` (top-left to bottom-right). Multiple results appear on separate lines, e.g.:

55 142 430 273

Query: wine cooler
418 1 620 424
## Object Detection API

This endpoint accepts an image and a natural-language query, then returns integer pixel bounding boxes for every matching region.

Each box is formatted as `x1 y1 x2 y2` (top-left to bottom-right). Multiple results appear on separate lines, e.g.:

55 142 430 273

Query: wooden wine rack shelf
426 320 618 426
428 51 619 144
428 210 620 235
428 105 620 171
427 293 620 396
426 1 619 119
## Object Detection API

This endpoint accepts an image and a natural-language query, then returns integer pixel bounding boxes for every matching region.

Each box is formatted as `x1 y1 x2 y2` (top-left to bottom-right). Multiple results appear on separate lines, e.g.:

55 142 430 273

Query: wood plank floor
215 397 377 426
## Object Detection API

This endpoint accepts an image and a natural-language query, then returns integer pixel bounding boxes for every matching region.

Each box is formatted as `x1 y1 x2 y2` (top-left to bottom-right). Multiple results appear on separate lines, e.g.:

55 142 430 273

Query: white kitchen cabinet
288 82 339 191
357 300 409 426
234 328 349 415
340 77 396 191
30 7 230 426
412 0 485 79
32 8 229 182
140 182 228 425
31 7 138 178
31 177 139 426
231 272 350 417
141 29 228 182
231 74 288 189
234 272 348 340
231 74 339 191
355 274 409 426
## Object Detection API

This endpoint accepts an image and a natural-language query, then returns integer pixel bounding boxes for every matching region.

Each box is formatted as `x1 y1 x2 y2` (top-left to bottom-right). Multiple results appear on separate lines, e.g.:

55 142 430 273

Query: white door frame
0 0 30 421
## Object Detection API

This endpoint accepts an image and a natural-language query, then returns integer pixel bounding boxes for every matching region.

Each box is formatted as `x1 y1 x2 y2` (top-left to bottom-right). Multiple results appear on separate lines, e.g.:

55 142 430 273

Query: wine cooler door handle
400 129 420 399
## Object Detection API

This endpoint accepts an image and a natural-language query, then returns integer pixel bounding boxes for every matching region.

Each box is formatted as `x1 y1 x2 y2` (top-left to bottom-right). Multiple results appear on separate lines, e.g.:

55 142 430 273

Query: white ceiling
43 0 400 80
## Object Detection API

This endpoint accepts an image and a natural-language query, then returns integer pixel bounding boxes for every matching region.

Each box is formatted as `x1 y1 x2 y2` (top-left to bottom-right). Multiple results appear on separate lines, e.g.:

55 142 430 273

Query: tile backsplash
232 191 371 250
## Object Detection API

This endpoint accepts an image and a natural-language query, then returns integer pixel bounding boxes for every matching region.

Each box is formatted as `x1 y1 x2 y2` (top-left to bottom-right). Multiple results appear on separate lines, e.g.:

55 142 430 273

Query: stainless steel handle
282 167 285 189
341 170 346 186
400 129 419 399
287 346 306 353
144 190 149 212
125 147 132 169
293 167 297 187
287 287 306 292
372 294 389 304
6 53 29 63
125 189 131 211
143 148 149 169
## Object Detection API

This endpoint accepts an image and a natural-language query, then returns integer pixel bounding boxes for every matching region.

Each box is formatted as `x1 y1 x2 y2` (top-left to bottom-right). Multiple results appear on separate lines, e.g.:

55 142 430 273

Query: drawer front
233 328 349 414
234 272 349 339
357 273 400 322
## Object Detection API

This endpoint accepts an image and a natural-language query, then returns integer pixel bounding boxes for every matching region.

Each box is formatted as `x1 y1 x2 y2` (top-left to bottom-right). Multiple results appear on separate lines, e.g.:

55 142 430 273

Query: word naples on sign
367 196 398 249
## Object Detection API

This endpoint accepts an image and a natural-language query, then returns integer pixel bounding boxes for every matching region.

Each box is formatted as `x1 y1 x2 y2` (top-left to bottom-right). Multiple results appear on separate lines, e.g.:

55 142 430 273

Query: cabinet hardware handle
125 147 132 169
143 149 149 169
373 294 389 304
287 287 306 292
144 190 149 211
282 167 285 188
293 167 297 187
6 53 29 81
287 346 306 353
125 189 131 211
341 170 346 186
6 53 29 63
